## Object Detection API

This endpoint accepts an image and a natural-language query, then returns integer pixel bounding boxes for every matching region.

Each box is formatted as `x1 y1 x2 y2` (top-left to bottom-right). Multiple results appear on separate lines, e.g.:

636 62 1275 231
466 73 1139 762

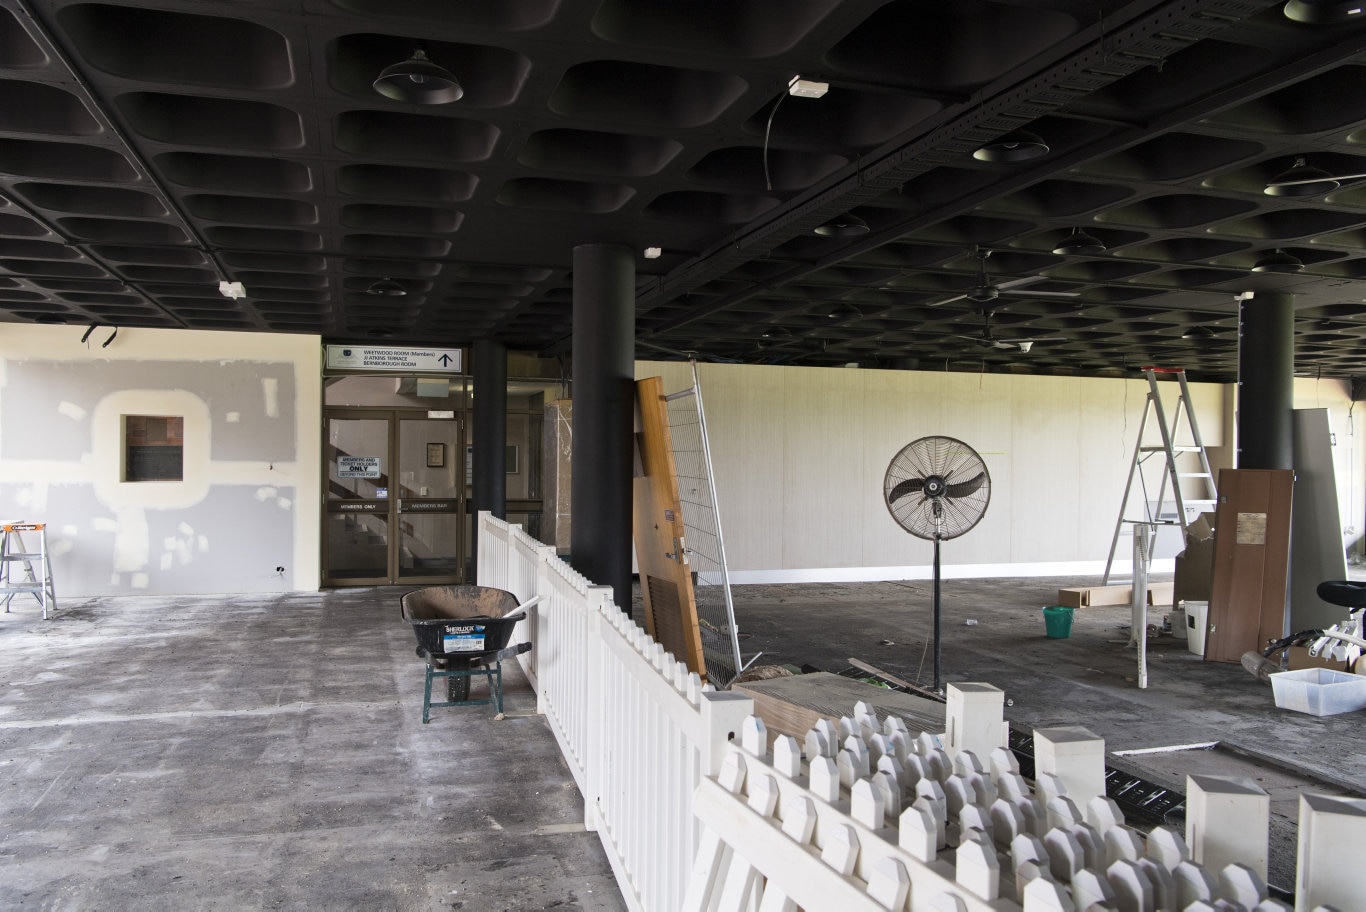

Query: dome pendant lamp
374 49 463 105
973 129 1050 162
1284 0 1365 23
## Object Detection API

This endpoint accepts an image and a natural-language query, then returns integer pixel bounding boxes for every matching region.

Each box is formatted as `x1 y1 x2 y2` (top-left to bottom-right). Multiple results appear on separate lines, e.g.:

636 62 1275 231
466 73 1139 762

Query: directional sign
325 345 463 373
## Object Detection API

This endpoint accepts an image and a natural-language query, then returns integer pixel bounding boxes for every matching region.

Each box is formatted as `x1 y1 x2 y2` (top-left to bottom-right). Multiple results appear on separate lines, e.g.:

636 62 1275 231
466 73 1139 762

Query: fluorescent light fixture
643 246 662 259
788 75 829 98
218 280 246 299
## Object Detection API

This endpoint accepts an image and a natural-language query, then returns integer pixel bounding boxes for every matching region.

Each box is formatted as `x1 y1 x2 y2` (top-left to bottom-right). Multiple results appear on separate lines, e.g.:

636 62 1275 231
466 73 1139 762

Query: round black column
570 244 635 613
469 339 507 581
471 338 507 520
1238 292 1294 470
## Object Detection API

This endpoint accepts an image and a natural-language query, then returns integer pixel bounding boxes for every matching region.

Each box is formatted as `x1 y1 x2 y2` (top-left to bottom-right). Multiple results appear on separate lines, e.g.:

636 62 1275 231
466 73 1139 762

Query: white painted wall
638 361 1363 584
0 324 321 596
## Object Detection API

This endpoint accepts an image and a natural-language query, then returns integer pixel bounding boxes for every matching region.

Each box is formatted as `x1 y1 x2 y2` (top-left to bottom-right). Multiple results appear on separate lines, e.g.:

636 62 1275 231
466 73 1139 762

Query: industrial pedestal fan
883 436 991 692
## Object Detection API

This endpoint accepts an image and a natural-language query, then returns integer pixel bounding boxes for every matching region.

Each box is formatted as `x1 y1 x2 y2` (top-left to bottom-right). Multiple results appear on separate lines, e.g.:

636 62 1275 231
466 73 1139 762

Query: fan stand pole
933 534 942 693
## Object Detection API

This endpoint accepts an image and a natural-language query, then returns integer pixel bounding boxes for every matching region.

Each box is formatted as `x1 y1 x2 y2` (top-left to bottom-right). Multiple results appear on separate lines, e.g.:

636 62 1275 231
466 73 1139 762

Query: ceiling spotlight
787 75 829 98
1251 249 1305 273
373 49 463 105
826 302 864 320
1181 325 1218 339
1052 227 1107 256
1284 0 1364 22
643 246 662 259
973 129 1050 163
1264 156 1340 196
814 212 870 237
760 325 793 339
218 280 246 299
367 278 407 296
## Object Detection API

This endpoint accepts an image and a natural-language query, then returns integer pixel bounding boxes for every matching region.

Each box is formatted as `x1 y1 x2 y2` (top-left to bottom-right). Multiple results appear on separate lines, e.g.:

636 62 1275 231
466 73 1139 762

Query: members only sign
326 345 463 373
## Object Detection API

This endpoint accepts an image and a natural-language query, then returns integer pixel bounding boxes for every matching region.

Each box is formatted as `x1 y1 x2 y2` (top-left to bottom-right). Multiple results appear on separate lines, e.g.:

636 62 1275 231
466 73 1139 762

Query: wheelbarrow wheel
446 656 472 702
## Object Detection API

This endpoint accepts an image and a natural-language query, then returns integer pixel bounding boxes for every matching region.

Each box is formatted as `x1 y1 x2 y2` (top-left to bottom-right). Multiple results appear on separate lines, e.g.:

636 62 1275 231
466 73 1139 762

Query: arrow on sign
438 354 452 366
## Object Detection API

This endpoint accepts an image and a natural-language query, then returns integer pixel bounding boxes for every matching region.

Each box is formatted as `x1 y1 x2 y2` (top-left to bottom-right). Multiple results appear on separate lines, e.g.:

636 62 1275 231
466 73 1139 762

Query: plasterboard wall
0 324 321 596
637 361 1256 583
1292 377 1364 557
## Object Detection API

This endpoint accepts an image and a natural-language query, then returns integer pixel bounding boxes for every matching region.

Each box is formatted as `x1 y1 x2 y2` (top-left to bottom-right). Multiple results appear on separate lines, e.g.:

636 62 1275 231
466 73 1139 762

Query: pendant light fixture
973 129 1050 162
1052 227 1107 255
1284 0 1365 23
813 212 870 237
1264 156 1340 196
1251 249 1305 273
373 49 463 105
367 277 408 296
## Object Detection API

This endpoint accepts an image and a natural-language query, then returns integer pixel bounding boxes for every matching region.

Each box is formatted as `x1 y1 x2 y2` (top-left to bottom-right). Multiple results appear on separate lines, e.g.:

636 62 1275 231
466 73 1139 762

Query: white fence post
1032 726 1106 809
1186 774 1270 882
946 682 1007 761
1294 793 1366 911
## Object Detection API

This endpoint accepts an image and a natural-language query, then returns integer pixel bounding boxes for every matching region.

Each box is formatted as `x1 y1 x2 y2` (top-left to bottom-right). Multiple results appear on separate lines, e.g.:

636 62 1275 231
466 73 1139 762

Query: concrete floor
4 574 1361 906
0 589 627 911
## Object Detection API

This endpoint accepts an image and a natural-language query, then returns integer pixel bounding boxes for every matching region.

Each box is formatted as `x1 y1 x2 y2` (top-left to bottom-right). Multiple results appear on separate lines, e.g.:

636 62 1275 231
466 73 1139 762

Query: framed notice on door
426 442 445 468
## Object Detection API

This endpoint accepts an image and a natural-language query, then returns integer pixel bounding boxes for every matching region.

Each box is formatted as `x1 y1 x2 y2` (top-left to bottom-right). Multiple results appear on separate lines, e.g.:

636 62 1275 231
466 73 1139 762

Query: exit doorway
323 408 465 586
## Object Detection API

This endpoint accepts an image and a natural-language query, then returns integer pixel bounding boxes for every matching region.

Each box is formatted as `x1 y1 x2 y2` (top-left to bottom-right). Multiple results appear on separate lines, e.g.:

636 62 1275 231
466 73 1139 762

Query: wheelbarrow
399 585 539 722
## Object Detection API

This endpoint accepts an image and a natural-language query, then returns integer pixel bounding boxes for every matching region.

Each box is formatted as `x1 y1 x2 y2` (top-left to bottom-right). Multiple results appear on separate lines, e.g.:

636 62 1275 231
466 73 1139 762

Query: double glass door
323 409 465 585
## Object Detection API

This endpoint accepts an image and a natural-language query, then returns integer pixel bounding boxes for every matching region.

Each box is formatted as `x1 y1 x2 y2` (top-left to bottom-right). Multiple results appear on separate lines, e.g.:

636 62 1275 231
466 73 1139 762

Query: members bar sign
326 345 462 373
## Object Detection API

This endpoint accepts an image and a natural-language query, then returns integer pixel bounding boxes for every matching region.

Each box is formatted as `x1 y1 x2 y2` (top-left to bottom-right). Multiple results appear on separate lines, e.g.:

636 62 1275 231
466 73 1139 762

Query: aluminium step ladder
1103 367 1216 584
1 521 56 619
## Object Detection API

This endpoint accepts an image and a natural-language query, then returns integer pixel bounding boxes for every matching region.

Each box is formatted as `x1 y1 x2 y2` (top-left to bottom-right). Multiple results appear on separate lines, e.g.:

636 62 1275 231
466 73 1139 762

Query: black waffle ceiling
4 0 1366 381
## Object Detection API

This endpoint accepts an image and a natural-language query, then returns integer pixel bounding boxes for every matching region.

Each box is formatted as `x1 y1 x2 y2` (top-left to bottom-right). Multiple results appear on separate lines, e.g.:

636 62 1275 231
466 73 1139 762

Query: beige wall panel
1293 378 1364 557
634 361 1366 580
780 366 867 568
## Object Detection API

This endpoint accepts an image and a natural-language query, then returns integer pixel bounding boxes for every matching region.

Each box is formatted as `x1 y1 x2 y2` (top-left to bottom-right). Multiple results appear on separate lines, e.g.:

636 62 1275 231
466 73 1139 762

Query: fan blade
946 471 986 499
888 477 926 503
1268 170 1366 188
926 292 968 308
1002 290 1079 298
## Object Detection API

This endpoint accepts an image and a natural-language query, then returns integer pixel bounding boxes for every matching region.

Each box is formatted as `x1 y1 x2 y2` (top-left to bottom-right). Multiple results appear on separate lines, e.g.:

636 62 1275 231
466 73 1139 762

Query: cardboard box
1173 512 1216 603
1146 581 1174 606
1287 645 1352 673
1056 585 1134 608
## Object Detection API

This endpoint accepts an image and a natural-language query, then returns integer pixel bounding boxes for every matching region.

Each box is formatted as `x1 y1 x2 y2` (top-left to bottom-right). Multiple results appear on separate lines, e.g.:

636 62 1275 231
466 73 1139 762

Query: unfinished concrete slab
0 589 627 910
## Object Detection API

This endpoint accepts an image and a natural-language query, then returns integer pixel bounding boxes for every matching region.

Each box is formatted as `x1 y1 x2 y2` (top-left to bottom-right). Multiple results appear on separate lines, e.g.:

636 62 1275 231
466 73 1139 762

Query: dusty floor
3 574 1360 906
0 589 626 911
719 574 1366 893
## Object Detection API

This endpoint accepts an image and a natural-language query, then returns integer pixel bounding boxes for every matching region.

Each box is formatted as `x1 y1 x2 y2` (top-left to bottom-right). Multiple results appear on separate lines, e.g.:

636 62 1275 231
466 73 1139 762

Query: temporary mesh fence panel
663 364 742 687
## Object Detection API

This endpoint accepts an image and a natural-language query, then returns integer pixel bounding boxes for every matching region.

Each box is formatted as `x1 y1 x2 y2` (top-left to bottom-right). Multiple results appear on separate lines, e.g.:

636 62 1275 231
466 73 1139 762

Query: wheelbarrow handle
517 595 543 611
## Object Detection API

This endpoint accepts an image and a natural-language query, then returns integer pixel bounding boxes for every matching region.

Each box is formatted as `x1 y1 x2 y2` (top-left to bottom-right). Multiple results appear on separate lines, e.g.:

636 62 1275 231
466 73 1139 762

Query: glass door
396 416 463 580
322 409 465 586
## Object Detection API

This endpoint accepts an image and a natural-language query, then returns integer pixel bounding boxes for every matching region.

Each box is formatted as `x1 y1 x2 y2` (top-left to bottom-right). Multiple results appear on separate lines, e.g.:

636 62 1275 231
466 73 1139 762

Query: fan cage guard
883 435 991 540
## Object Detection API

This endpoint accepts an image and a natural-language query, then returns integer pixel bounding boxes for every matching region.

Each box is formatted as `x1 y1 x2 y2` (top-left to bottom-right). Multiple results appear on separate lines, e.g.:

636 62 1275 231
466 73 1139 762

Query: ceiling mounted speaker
374 49 463 104
1284 0 1365 22
1052 227 1106 255
1251 249 1305 273
973 129 1049 162
814 213 870 237
367 278 408 296
1265 156 1340 196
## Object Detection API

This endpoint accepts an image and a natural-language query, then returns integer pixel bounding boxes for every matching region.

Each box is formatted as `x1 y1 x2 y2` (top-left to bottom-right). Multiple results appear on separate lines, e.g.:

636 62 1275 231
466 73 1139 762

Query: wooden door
632 376 706 678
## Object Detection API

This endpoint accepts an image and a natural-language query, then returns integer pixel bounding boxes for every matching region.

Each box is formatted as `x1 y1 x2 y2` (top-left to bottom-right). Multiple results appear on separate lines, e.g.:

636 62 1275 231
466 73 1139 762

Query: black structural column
570 243 635 613
1238 292 1294 470
470 339 507 578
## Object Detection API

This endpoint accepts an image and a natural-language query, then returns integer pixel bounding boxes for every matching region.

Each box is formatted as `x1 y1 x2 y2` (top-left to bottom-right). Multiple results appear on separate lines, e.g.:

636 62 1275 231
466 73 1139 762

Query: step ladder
1103 367 1216 584
2 522 56 619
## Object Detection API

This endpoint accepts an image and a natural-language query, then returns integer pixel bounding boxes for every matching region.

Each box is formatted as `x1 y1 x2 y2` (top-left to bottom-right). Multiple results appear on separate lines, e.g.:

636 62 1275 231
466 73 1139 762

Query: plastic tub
1270 667 1366 716
1042 605 1074 639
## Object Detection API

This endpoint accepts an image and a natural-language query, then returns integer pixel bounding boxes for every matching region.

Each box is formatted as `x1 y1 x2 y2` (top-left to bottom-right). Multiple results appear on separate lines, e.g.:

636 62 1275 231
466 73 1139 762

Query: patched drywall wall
0 325 321 596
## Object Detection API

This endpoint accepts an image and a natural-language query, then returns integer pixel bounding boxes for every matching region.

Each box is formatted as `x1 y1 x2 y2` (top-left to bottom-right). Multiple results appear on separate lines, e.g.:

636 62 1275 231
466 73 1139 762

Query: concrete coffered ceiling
2 0 1366 381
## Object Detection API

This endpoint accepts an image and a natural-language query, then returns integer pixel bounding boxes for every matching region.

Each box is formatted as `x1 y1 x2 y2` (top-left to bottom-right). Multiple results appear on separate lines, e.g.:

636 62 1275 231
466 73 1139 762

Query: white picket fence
475 512 1362 912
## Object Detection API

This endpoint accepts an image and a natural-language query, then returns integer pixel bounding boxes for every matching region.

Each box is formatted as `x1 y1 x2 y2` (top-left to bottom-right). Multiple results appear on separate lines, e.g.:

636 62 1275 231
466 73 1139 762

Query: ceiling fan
927 246 1081 308
1264 156 1366 196
954 310 1066 353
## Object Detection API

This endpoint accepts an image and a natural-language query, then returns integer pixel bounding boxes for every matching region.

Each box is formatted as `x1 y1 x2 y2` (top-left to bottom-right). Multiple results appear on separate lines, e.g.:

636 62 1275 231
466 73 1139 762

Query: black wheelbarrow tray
399 585 540 722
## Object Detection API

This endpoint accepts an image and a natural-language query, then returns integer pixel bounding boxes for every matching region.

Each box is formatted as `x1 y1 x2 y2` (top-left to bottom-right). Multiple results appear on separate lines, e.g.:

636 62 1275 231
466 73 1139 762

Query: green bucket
1043 605 1075 639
